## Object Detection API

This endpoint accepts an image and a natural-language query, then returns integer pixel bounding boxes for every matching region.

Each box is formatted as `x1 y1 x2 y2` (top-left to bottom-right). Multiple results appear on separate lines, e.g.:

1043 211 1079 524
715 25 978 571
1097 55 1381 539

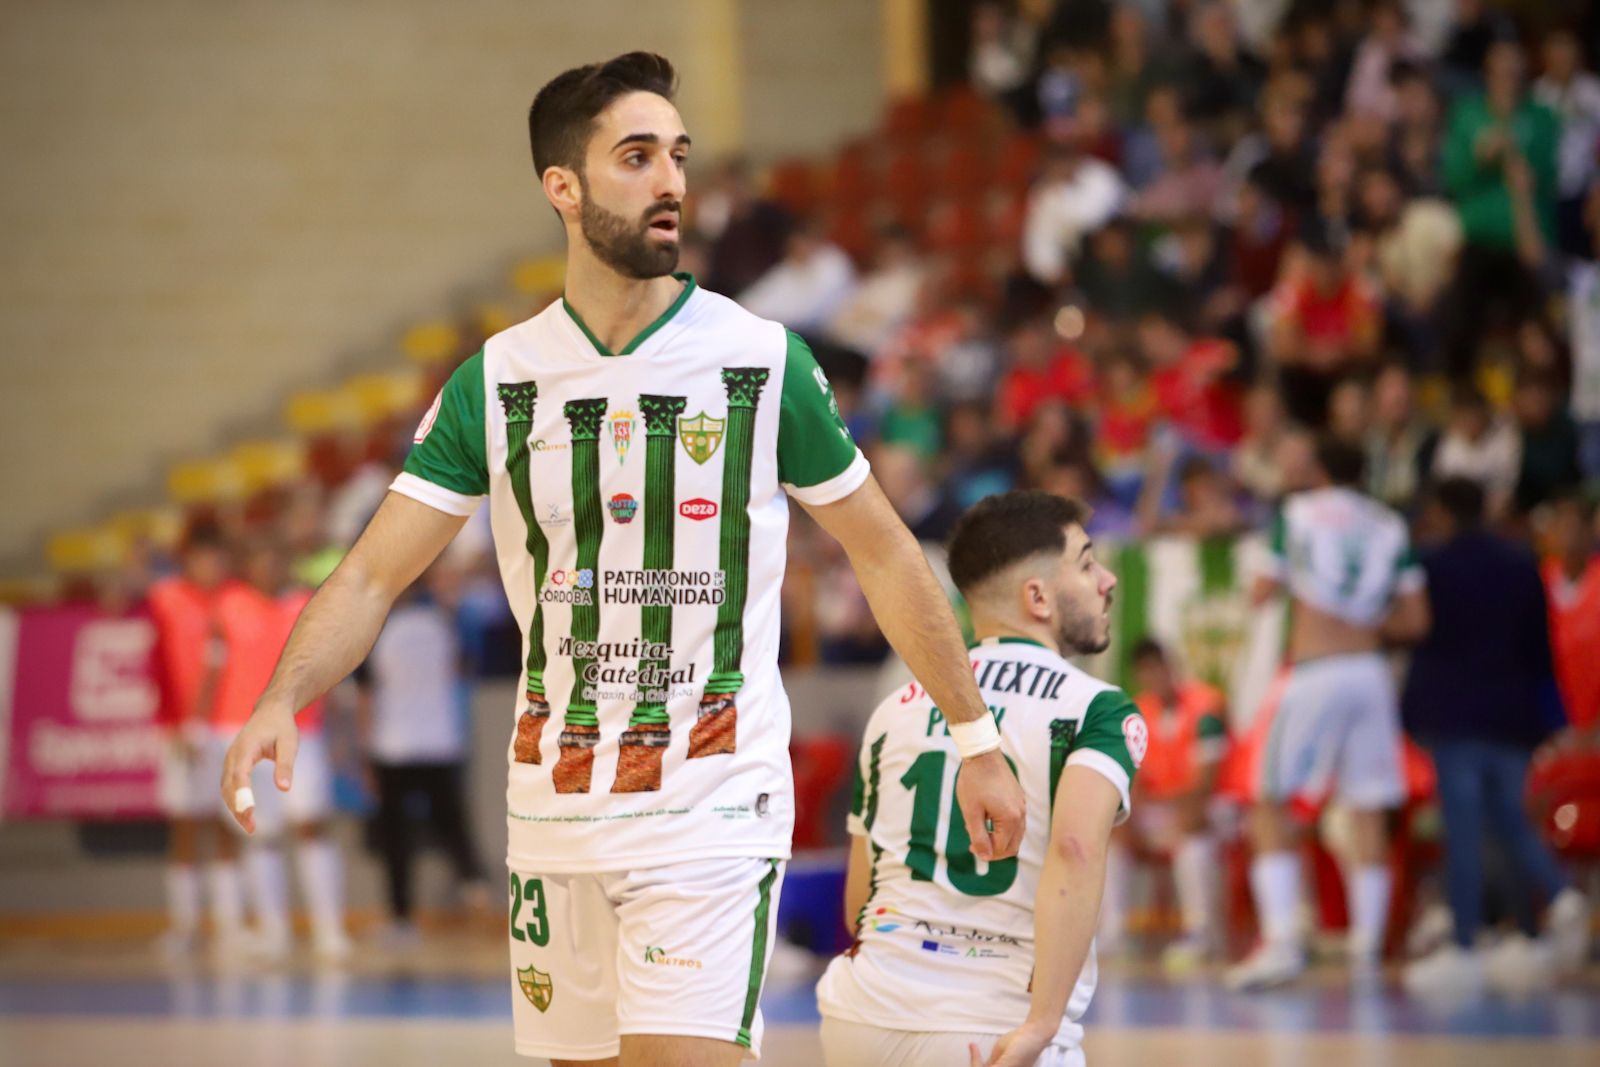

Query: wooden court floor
2 933 1596 1067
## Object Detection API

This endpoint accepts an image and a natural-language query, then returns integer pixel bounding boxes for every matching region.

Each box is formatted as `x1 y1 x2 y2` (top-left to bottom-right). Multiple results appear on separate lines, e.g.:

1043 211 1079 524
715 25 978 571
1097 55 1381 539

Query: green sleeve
777 330 863 494
1070 689 1143 786
402 351 489 498
1442 98 1489 198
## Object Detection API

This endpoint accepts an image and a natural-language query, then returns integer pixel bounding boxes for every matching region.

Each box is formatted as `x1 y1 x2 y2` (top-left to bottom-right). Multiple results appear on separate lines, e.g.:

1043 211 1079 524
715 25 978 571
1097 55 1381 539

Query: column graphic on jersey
690 367 768 759
498 382 553 765
613 393 687 793
1049 718 1078 810
554 397 608 794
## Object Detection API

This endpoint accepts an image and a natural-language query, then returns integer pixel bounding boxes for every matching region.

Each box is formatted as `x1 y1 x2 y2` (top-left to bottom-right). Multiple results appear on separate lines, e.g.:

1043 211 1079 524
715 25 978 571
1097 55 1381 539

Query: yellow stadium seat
46 526 127 574
402 320 460 365
107 506 185 551
343 368 425 423
167 457 248 505
229 439 307 493
511 255 565 297
284 388 365 435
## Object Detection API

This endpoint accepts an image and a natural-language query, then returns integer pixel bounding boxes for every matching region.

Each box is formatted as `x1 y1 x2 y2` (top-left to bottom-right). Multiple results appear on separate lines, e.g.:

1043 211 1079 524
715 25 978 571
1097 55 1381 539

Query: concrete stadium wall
0 0 882 572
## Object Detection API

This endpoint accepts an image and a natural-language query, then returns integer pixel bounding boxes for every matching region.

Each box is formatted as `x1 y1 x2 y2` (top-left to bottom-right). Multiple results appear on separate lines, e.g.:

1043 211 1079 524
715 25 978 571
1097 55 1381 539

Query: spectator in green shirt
1440 40 1562 380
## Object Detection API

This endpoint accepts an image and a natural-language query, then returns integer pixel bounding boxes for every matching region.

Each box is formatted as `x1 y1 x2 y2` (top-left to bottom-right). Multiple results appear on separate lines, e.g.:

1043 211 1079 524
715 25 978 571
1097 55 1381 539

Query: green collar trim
562 273 696 357
968 635 1051 651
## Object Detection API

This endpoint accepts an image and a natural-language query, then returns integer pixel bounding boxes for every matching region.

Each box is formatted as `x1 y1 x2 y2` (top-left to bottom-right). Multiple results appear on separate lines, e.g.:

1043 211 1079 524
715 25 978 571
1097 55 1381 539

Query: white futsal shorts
820 1016 1085 1067
158 730 222 819
507 855 785 1061
1257 652 1404 810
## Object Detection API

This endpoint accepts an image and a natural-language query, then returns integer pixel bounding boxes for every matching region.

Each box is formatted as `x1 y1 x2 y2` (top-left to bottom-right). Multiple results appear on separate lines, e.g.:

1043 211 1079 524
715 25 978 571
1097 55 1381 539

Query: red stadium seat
790 735 854 850
768 158 820 218
883 95 934 143
937 84 998 137
996 131 1043 190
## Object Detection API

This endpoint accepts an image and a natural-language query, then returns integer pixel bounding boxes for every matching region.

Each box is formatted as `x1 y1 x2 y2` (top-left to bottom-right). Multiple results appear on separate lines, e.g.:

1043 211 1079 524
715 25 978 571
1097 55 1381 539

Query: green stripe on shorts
736 860 780 1049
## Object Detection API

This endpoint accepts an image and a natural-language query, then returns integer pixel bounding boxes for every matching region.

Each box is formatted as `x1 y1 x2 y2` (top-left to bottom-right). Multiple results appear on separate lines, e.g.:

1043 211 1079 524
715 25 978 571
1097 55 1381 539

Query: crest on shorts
678 412 724 465
1122 713 1149 768
517 964 553 1013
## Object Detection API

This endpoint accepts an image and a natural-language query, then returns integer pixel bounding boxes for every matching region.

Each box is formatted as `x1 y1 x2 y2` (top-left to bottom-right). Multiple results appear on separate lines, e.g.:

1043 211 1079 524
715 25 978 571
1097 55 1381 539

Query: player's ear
1022 577 1051 623
543 164 582 219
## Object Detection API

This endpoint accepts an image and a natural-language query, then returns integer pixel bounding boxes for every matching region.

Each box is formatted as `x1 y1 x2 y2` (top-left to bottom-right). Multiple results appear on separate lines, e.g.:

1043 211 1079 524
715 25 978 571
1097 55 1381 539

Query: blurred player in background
1101 637 1228 972
223 51 1023 1067
1542 494 1600 743
354 560 489 945
818 490 1139 1067
216 538 348 960
147 522 245 959
1227 438 1430 990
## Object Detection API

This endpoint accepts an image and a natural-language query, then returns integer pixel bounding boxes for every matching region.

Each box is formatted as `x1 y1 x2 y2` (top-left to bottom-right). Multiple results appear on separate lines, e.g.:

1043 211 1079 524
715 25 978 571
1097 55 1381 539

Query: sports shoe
1161 933 1215 976
1224 941 1306 991
1405 901 1453 958
1402 943 1485 1001
1546 888 1591 974
1483 933 1555 996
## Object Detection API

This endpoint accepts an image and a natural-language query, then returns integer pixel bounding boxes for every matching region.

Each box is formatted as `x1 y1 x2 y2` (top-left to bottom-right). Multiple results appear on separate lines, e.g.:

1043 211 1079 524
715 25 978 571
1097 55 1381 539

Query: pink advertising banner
0 605 165 819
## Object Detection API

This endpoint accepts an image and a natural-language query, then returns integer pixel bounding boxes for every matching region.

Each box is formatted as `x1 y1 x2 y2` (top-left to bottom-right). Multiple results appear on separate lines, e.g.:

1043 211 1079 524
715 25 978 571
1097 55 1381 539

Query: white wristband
948 713 1002 759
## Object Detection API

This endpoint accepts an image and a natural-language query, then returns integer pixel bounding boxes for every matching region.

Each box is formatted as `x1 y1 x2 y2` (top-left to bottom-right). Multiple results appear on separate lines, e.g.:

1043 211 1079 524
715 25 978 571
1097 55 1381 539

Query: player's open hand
219 703 298 834
970 1020 1053 1066
956 749 1025 861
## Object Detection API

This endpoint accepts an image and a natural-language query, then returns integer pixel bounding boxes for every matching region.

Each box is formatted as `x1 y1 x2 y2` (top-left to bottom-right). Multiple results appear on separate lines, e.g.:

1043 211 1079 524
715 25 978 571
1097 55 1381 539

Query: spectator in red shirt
1543 494 1600 737
996 316 1097 431
1138 309 1245 452
1267 222 1382 425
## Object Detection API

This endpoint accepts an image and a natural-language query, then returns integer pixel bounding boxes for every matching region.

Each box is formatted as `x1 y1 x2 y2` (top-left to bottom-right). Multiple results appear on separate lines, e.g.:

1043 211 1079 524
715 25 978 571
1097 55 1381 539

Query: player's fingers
220 741 257 834
274 727 298 792
964 805 995 862
991 803 1026 860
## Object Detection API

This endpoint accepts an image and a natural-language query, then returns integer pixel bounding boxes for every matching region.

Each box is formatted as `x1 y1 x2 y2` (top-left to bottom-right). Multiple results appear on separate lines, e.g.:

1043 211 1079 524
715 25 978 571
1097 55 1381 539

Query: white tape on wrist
948 713 1002 759
233 787 255 814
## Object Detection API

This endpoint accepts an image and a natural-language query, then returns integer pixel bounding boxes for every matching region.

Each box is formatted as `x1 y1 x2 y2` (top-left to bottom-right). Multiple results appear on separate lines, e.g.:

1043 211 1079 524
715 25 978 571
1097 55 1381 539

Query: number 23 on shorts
510 872 550 947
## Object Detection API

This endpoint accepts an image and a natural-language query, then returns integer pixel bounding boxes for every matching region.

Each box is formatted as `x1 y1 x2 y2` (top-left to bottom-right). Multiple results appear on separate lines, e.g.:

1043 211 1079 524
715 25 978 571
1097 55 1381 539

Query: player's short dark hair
1315 435 1366 487
180 520 227 555
1433 476 1486 527
946 491 1091 596
1131 637 1169 664
528 52 677 178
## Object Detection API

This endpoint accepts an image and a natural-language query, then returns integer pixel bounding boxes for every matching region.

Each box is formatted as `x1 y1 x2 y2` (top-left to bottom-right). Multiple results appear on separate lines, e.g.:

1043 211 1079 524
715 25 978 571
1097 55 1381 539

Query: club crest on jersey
609 411 636 464
413 390 443 443
608 493 638 524
517 964 553 1012
1122 713 1149 767
677 412 724 465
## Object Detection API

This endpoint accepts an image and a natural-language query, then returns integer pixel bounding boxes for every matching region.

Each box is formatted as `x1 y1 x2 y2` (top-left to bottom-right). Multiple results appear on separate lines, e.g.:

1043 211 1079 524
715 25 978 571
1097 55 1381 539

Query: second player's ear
542 165 581 219
1023 578 1051 623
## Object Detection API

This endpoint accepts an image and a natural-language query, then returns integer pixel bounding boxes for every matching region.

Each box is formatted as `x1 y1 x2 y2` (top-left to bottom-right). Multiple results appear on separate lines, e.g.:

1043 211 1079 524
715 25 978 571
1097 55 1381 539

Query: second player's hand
219 703 299 834
956 749 1025 861
970 1020 1054 1066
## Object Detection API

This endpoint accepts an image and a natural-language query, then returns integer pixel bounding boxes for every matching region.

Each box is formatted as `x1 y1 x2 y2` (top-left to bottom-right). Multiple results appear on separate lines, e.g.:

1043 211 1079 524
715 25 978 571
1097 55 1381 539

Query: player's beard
1056 590 1112 656
579 181 680 280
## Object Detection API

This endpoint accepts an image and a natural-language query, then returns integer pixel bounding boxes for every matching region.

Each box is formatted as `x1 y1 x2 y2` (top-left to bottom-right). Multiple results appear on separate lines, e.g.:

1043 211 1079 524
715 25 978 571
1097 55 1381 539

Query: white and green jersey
392 275 868 873
1265 486 1423 628
815 637 1145 1046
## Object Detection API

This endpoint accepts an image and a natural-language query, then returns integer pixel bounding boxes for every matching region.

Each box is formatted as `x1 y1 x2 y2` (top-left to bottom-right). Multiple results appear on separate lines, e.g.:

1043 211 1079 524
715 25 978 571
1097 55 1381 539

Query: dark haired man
221 52 1022 1067
1226 437 1431 990
817 491 1141 1067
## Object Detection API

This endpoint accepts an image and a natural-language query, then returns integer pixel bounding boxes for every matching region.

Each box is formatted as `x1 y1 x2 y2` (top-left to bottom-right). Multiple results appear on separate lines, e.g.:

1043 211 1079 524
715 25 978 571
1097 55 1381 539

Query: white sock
247 845 291 943
206 862 243 940
295 837 346 944
1174 834 1219 939
1347 864 1393 961
165 864 201 936
1250 851 1302 949
1099 843 1130 945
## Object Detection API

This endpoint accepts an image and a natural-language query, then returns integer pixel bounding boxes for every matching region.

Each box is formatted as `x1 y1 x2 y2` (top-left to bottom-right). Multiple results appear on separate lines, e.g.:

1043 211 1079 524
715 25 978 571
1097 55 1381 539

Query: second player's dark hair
1433 477 1486 527
946 491 1091 596
1131 637 1169 664
1315 435 1366 487
528 52 678 178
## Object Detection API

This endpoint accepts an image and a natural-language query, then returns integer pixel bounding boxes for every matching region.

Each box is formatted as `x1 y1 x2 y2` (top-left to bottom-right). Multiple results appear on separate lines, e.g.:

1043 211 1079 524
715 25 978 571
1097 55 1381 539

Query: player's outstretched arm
975 765 1120 1067
220 492 468 831
801 475 1026 860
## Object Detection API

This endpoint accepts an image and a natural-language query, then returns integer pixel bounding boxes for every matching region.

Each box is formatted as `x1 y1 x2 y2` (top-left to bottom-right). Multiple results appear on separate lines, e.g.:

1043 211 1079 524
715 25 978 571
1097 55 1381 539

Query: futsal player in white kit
1226 438 1431 990
818 491 1142 1067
